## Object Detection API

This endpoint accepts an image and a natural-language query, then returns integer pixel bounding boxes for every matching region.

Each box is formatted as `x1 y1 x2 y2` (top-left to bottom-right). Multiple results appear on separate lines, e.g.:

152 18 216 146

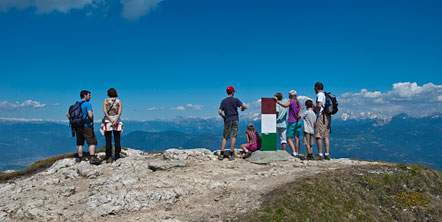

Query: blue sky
0 0 441 121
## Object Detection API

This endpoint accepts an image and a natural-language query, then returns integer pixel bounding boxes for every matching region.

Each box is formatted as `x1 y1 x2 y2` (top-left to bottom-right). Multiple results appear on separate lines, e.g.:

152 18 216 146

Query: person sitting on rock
240 123 261 159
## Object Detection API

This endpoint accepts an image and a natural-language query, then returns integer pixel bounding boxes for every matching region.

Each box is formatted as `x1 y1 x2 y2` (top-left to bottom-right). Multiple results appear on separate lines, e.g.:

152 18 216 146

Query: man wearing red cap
218 86 248 160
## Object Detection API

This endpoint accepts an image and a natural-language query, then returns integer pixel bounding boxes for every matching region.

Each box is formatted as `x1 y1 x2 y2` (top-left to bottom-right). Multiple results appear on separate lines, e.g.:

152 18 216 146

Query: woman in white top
102 88 123 163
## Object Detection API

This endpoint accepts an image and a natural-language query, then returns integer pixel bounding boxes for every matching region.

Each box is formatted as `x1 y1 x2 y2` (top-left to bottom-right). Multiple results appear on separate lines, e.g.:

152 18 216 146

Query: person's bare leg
287 137 295 153
221 138 227 151
282 143 287 150
89 145 96 156
324 137 330 154
316 138 323 154
306 144 312 154
294 136 300 153
240 144 248 152
230 137 236 151
77 145 84 157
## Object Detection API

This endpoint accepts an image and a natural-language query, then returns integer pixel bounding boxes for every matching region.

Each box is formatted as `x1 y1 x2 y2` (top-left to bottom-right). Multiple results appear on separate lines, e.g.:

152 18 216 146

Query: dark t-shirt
219 97 243 123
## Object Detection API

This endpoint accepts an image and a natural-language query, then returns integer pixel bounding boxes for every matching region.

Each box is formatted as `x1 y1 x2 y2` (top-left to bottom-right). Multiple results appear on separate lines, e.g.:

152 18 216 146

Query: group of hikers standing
68 83 334 164
218 82 333 160
67 88 124 165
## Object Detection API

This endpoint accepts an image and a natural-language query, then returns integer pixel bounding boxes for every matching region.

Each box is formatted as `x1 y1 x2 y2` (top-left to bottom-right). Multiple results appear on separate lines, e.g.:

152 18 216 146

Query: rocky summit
0 148 380 221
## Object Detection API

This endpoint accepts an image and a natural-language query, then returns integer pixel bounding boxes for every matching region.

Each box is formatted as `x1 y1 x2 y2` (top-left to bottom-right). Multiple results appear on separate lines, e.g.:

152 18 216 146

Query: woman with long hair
274 90 303 158
101 88 124 163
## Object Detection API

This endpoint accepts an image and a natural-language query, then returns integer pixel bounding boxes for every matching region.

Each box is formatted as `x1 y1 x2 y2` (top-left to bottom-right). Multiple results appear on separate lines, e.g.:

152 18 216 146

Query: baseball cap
227 86 236 93
289 90 297 96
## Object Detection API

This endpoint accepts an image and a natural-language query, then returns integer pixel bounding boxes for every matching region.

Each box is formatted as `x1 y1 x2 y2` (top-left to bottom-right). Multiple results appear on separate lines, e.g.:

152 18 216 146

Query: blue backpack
68 101 85 137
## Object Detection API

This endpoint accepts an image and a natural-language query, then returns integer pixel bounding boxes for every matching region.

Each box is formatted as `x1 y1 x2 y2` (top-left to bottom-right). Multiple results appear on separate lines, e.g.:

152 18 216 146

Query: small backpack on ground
324 92 338 115
68 101 86 137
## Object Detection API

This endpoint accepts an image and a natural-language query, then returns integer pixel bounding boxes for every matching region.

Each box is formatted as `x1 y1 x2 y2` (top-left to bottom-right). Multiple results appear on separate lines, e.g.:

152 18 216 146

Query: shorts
76 126 98 146
223 120 239 139
277 127 287 144
315 113 331 139
287 121 303 138
246 143 260 152
303 133 315 145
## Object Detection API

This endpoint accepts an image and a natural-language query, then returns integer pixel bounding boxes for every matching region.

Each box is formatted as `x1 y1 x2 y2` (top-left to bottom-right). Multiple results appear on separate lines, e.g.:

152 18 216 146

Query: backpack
324 92 338 115
68 101 86 137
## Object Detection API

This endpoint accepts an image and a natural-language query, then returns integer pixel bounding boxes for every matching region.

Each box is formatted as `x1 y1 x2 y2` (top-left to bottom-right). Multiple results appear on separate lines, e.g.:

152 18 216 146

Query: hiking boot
242 152 252 159
218 151 224 160
228 153 235 161
297 155 306 160
106 157 113 164
113 153 123 161
324 155 331 160
316 155 324 160
89 155 102 165
75 157 81 163
306 154 314 160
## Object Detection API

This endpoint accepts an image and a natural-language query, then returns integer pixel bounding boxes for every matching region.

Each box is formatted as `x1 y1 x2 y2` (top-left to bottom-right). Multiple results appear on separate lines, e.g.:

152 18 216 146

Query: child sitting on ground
301 100 316 160
240 123 261 159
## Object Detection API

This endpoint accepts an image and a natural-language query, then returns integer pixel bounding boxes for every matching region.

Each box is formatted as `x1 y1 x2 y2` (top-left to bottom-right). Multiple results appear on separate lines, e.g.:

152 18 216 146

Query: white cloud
0 0 164 19
0 0 98 13
186 104 203 110
0 117 44 122
339 82 442 117
148 104 204 111
146 106 166 111
120 0 164 20
0 100 46 110
147 107 158 111
172 106 186 111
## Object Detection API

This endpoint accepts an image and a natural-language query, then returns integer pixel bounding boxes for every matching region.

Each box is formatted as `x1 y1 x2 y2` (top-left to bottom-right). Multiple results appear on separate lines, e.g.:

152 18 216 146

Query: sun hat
289 90 297 96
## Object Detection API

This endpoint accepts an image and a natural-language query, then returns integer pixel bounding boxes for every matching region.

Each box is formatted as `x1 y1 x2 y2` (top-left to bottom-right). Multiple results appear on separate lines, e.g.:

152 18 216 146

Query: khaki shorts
303 133 315 145
314 113 331 139
223 120 239 139
76 126 98 146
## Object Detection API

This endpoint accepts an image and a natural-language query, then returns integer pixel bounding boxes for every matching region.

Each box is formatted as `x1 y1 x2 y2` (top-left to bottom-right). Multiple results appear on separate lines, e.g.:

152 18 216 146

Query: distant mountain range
0 113 441 171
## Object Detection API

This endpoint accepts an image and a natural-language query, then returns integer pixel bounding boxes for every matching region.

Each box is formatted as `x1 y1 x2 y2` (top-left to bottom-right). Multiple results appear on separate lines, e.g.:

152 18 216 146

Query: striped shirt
246 130 258 145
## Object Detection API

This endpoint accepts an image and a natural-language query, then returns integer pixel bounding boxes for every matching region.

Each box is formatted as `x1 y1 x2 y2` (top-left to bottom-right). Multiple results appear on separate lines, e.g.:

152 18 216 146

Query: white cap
289 90 297 96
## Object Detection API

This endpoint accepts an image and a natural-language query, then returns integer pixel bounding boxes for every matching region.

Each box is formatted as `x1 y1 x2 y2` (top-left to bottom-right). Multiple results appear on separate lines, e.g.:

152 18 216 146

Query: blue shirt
219 97 243 123
276 99 288 128
78 99 93 127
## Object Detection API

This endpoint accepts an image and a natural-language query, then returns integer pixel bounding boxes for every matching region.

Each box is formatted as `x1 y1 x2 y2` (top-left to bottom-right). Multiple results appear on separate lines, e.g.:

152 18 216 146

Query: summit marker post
261 98 277 151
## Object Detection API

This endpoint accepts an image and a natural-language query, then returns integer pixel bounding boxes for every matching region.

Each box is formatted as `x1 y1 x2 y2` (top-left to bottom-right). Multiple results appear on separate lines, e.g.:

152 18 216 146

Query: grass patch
241 163 442 222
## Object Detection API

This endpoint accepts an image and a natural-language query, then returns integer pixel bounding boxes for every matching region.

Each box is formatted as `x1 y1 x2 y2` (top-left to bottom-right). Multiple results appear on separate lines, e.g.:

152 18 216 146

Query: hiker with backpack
67 90 101 165
313 82 338 160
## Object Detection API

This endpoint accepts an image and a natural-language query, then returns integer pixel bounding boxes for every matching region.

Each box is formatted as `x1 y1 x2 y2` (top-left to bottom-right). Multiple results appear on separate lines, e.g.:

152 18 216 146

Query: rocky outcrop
248 150 294 164
0 148 380 221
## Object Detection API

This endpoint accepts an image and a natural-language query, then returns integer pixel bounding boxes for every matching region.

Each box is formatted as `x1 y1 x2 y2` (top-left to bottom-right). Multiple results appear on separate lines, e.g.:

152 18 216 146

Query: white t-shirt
316 91 325 116
301 108 316 134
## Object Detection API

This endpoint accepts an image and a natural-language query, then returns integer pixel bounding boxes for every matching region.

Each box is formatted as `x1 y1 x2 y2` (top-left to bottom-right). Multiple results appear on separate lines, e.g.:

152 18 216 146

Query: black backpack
68 101 85 137
324 92 338 115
